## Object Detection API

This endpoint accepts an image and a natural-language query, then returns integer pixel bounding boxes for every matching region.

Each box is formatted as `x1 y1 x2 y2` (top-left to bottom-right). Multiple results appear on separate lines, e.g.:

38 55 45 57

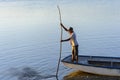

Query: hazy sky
0 0 120 32
0 0 120 56
60 0 120 25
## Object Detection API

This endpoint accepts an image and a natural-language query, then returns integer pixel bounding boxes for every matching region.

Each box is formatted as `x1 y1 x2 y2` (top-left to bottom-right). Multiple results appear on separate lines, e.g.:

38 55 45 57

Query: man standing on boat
60 23 79 63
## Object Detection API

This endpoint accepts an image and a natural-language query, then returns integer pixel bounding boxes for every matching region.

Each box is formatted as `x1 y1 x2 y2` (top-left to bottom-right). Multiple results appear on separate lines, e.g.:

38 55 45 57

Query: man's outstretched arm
60 23 68 31
61 38 70 42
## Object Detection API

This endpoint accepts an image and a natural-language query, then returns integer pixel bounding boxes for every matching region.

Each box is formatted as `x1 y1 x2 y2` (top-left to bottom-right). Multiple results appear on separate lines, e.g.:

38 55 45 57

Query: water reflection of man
60 23 79 63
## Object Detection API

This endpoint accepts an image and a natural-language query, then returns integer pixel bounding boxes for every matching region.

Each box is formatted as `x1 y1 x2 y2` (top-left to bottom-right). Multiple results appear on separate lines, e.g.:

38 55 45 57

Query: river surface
0 0 120 80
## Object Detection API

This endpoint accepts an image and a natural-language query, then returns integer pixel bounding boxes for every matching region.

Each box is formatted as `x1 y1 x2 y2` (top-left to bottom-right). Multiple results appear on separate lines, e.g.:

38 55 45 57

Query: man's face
68 30 73 34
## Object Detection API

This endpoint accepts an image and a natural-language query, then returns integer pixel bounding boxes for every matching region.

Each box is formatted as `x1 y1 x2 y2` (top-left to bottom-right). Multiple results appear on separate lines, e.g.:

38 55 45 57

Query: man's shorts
72 45 78 56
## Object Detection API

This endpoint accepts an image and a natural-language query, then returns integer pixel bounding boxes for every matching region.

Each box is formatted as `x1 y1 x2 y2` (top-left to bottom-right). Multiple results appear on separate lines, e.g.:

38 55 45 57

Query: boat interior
62 55 120 68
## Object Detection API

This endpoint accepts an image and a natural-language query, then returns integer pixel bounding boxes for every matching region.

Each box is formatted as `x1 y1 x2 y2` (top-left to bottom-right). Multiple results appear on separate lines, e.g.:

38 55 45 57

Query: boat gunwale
61 55 120 69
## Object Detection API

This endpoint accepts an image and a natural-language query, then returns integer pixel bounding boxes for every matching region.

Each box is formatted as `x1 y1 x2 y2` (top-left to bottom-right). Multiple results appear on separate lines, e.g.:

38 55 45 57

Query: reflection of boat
62 55 120 76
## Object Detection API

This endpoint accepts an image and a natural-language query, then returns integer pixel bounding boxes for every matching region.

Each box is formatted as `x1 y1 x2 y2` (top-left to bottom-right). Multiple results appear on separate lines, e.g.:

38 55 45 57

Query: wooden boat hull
62 55 120 76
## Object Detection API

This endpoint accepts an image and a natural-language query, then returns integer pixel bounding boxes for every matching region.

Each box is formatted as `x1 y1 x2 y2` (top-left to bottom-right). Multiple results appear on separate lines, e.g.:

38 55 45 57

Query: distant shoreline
64 70 120 80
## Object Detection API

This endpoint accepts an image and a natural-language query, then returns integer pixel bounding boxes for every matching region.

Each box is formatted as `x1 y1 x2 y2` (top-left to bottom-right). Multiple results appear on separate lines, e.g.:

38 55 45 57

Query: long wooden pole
56 5 63 77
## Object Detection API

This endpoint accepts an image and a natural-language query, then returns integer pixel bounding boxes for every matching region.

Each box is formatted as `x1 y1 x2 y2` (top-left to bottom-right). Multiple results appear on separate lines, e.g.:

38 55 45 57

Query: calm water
0 0 120 80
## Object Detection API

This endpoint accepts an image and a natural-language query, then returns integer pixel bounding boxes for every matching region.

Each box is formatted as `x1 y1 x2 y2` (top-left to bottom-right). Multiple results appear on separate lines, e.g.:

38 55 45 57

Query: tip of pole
57 5 59 8
57 5 60 8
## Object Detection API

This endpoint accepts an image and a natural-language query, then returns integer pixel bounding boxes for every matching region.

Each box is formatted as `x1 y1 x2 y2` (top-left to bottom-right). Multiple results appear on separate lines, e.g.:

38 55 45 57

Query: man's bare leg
72 52 74 62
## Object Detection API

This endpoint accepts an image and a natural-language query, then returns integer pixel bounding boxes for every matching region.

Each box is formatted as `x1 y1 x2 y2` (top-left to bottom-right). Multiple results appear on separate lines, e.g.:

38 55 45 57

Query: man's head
68 27 73 33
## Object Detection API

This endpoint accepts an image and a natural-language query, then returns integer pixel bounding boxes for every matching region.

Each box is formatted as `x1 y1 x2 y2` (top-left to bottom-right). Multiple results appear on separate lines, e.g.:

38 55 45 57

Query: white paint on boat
62 55 120 76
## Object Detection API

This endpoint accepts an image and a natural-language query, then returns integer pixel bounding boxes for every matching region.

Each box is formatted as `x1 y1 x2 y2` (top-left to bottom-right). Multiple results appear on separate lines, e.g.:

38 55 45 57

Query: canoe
61 55 120 76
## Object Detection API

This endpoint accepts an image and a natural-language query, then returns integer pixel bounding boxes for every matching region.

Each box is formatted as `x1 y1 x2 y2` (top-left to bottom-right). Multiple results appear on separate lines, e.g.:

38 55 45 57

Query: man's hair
69 27 73 31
